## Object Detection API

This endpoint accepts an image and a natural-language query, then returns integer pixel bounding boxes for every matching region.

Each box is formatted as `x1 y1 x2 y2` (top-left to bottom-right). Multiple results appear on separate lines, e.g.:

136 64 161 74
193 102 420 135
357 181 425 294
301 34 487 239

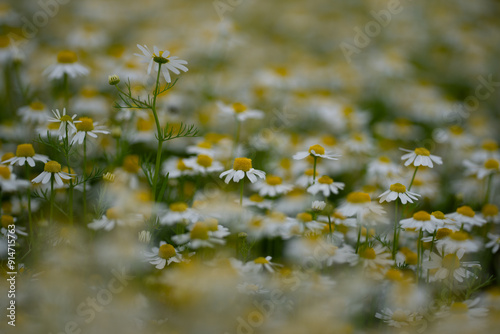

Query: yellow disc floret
318 175 333 184
482 204 499 217
29 101 45 111
232 102 247 113
359 247 376 259
169 202 188 212
450 231 469 241
414 147 430 156
123 155 140 173
413 211 431 221
190 222 209 240
254 257 269 264
266 175 283 185
436 228 452 240
16 143 35 157
44 161 62 173
456 206 475 217
106 207 121 220
158 244 176 259
1 215 14 228
57 50 78 64
442 254 461 271
233 157 252 172
390 183 406 193
431 211 446 220
346 192 371 203
0 165 11 179
197 154 213 168
484 159 499 170
308 144 325 155
76 117 94 132
296 212 313 222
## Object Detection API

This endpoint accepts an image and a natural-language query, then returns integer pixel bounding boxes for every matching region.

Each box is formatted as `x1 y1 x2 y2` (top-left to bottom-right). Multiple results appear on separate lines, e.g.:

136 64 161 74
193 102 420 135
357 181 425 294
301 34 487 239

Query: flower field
1 0 500 333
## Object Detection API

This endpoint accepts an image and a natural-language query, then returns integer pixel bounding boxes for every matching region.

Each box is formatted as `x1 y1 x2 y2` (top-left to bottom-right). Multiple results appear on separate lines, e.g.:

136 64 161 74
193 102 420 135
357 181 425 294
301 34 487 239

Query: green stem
408 166 419 191
64 123 73 226
312 156 318 184
83 134 87 223
355 223 362 254
240 177 245 206
392 201 399 259
151 64 164 202
49 175 55 224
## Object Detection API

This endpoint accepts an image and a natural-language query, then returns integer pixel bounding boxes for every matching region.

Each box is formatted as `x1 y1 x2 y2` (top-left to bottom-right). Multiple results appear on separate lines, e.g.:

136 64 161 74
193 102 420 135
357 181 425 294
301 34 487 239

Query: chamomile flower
159 202 199 226
87 207 142 231
367 156 402 180
186 141 216 156
243 256 282 273
423 248 479 282
337 191 385 220
436 298 489 320
435 231 480 254
446 206 486 230
17 101 49 124
463 159 499 179
2 144 49 167
183 154 224 175
358 244 394 273
375 308 422 328
70 117 110 145
294 212 326 232
307 175 344 197
0 165 29 192
217 101 264 122
219 157 266 184
479 204 500 223
400 211 442 234
242 194 273 210
31 161 74 187
486 233 500 253
43 50 89 80
47 108 81 139
1 215 27 239
172 220 229 249
135 44 188 83
293 144 341 161
253 175 293 197
312 200 326 211
161 157 195 179
143 241 186 269
378 182 420 204
400 147 443 168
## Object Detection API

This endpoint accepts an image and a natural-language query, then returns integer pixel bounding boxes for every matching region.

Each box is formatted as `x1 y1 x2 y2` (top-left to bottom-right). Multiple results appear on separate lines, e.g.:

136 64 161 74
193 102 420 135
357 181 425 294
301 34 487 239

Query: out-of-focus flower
3 144 49 167
378 183 420 204
143 241 186 269
43 50 89 80
217 101 264 122
293 144 341 161
423 248 479 282
252 174 292 197
243 256 282 273
17 101 49 124
400 210 442 234
446 206 486 231
307 175 344 197
220 157 266 184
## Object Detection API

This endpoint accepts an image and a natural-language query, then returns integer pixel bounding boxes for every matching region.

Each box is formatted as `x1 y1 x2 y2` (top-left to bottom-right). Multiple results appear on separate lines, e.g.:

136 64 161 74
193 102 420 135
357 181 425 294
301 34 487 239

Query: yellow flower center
136 118 153 131
1 215 14 228
266 175 283 185
391 310 409 322
197 154 213 168
322 135 336 146
436 228 453 240
450 302 468 314
152 50 169 64
197 141 212 149
449 125 464 135
204 218 219 231
190 222 209 240
442 254 461 271
431 211 446 220
44 161 62 173
2 153 15 162
304 168 315 176
378 156 391 163
279 158 291 170
414 147 430 156
57 50 78 64
249 194 264 202
232 102 247 113
390 183 406 193
456 206 475 217
0 35 10 48
76 117 94 132
177 159 190 171
106 207 121 220
254 257 269 264
29 101 45 111
158 244 176 259
405 252 418 265
81 87 98 98
308 144 325 155
0 166 11 179
123 155 140 173
450 231 468 241
296 212 313 222
481 139 498 152
346 192 371 203
413 211 431 221
274 66 288 77
482 204 499 217
333 211 346 220
318 175 333 184
233 157 252 172
385 269 403 281
359 247 376 260
169 202 188 212
60 115 73 122
16 143 35 157
62 167 76 183
484 159 499 170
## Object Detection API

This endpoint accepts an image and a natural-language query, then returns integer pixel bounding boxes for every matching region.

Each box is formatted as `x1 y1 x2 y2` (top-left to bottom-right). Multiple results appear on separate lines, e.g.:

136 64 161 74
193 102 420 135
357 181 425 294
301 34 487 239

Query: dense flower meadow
1 0 500 333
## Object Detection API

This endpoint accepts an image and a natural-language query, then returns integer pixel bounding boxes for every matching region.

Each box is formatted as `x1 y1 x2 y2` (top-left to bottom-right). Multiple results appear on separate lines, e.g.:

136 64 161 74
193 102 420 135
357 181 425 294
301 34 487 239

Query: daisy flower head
307 175 345 197
479 204 500 223
446 206 486 231
159 202 198 226
0 165 29 192
253 174 293 197
435 230 480 254
375 308 423 328
172 219 229 249
437 298 489 320
312 200 326 212
183 154 224 175
486 233 500 253
400 210 441 234
400 147 443 168
358 244 394 275
219 157 266 184
70 117 110 145
293 144 341 161
3 143 49 167
47 108 81 139
423 248 479 283
241 194 273 209
143 241 186 269
135 44 188 83
31 160 74 186
87 207 141 231
243 256 282 274
216 101 264 122
337 191 385 220
378 182 420 204
43 50 89 80
17 101 49 124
